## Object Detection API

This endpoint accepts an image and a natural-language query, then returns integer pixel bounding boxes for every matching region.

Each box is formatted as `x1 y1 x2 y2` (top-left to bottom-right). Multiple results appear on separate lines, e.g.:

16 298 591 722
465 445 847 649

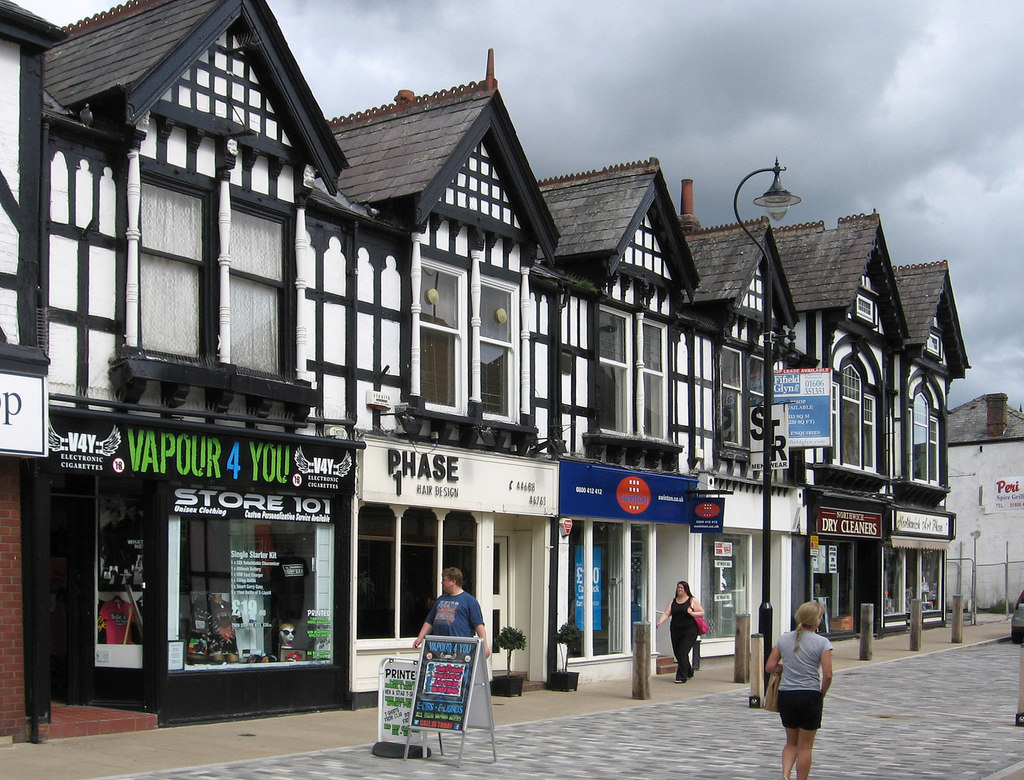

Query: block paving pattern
101 642 1024 780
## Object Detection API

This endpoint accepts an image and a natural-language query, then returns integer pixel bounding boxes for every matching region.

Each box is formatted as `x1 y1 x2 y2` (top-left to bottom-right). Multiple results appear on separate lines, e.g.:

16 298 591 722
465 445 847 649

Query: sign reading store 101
45 419 353 493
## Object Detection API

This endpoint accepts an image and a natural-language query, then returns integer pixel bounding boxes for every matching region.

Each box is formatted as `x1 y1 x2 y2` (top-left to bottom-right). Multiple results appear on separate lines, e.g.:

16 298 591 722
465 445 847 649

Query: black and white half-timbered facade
536 160 703 681
3 0 972 743
0 0 62 742
30 0 367 733
331 70 562 702
774 214 967 636
683 215 806 656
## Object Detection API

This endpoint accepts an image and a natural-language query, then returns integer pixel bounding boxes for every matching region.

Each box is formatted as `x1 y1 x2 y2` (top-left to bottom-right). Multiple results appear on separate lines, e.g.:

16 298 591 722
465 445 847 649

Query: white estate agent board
0 370 48 457
774 368 832 448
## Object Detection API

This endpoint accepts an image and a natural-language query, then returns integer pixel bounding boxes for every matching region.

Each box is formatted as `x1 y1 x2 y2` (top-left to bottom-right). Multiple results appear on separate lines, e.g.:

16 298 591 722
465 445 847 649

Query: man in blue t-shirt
413 567 491 658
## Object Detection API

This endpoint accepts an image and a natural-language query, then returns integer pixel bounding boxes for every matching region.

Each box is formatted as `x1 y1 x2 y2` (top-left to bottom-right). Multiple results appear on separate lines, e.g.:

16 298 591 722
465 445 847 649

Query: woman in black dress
656 580 705 682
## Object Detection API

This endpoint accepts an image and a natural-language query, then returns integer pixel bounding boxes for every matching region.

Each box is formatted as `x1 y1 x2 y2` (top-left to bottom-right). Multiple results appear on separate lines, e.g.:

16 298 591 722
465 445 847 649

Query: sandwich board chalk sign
404 635 496 766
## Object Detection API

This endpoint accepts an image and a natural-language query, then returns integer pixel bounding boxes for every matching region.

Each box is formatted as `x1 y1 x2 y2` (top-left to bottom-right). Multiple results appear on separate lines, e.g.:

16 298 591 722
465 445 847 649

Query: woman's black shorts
778 689 823 731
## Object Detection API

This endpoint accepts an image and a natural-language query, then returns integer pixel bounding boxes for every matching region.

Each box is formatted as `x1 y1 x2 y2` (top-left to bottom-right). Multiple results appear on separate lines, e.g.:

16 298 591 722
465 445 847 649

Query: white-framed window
597 309 630 433
912 393 940 483
721 347 742 445
140 183 202 357
926 331 943 358
855 294 876 325
641 321 666 437
480 281 515 419
836 365 877 470
231 210 283 374
420 264 465 411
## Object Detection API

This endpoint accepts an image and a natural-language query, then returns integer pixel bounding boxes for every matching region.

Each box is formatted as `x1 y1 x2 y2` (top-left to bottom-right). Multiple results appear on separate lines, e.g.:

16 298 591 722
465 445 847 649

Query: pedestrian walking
765 600 833 780
413 566 491 657
655 580 704 682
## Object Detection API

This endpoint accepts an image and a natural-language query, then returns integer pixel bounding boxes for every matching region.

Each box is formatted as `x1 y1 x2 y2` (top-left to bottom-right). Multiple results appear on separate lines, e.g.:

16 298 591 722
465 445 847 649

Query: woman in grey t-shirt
765 601 833 780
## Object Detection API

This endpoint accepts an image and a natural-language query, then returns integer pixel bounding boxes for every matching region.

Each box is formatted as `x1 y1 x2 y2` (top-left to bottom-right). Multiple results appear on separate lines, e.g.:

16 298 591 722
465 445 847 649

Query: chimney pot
395 89 415 106
678 178 701 233
986 393 1008 437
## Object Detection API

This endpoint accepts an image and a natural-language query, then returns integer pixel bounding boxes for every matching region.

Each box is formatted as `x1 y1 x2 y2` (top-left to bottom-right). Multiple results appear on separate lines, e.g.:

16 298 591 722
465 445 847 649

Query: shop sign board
361 438 556 515
44 415 355 493
774 368 832 448
0 370 47 456
749 403 789 470
815 507 882 538
689 497 725 533
558 460 696 523
893 511 950 537
989 476 1024 511
378 657 419 741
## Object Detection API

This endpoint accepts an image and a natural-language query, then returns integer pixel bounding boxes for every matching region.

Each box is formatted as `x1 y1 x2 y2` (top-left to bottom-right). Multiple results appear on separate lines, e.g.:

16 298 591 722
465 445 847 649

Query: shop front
557 461 697 683
807 497 884 636
352 436 557 707
29 409 360 730
884 508 953 630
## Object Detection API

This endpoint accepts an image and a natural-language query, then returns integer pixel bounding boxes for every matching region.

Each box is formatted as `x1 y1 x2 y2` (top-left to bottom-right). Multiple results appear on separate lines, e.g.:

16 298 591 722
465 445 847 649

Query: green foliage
555 621 583 648
495 626 526 676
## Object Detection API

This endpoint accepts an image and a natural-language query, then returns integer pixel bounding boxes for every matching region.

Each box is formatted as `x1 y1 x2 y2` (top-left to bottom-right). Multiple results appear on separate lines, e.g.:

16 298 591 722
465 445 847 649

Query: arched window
912 393 940 482
836 365 876 469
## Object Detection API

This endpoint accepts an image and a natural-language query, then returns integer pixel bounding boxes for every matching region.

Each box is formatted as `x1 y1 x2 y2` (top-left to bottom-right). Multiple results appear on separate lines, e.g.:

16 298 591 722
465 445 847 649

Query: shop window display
699 535 748 639
812 541 855 631
96 496 145 669
169 512 334 669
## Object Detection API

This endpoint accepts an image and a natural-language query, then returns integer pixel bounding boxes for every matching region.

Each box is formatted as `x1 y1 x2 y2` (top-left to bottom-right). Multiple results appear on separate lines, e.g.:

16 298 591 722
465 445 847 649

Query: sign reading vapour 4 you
360 437 557 515
44 413 356 493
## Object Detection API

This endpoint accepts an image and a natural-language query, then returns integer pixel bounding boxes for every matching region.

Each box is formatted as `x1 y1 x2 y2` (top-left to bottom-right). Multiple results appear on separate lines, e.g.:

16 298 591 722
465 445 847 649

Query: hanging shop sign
360 437 556 515
558 461 696 523
774 368 832 448
689 497 725 533
44 414 356 493
815 507 882 539
0 370 47 457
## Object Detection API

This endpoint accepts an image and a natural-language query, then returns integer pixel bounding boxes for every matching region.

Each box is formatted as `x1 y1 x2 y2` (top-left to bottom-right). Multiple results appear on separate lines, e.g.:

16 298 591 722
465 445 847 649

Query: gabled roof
0 0 66 49
894 260 969 378
774 212 907 338
685 218 796 327
538 159 698 295
330 78 558 262
43 0 345 192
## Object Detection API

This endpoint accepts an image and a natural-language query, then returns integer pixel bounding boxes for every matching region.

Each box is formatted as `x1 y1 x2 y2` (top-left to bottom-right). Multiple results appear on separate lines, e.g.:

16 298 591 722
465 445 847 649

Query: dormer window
926 332 943 358
854 294 876 325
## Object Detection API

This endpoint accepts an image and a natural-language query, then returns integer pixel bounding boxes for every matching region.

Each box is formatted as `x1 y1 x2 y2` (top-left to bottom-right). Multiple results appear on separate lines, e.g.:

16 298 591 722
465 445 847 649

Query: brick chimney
395 89 415 107
678 179 701 233
986 393 1008 437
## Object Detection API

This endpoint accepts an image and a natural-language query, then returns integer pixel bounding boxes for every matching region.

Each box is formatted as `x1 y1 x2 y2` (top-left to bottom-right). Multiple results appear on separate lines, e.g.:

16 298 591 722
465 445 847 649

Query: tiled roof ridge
62 0 170 37
328 81 496 128
894 260 948 274
836 211 879 226
688 217 770 236
770 219 826 234
537 158 660 188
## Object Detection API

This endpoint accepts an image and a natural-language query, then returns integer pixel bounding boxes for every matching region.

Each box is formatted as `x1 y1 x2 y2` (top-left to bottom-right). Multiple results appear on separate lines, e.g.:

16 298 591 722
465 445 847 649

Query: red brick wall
0 458 26 740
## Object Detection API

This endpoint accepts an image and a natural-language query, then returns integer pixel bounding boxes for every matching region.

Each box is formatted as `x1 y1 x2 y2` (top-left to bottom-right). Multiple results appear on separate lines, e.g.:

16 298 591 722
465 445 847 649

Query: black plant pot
548 670 579 692
490 674 524 697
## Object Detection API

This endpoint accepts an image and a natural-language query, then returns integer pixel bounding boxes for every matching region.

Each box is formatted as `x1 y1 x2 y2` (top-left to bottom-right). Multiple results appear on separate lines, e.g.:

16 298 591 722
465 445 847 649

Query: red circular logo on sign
695 502 722 519
616 477 652 515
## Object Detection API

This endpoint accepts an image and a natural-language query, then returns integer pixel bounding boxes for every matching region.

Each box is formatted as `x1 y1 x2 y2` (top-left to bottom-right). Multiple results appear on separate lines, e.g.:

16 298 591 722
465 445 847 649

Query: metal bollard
749 633 764 708
1017 646 1024 726
859 603 874 661
909 599 923 651
735 614 750 683
632 622 651 700
952 595 964 644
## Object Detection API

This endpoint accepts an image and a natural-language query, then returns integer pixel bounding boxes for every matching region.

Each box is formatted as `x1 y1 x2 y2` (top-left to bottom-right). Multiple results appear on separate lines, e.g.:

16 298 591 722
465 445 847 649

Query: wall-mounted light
494 307 508 324
425 288 440 305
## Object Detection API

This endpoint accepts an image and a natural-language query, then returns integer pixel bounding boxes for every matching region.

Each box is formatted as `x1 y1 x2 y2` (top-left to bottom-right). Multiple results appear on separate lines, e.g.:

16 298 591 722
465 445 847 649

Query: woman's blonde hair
793 601 825 652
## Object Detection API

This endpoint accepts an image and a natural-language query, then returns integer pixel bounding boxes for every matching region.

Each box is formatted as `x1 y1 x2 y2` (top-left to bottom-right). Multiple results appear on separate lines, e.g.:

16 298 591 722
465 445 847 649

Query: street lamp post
732 160 801 663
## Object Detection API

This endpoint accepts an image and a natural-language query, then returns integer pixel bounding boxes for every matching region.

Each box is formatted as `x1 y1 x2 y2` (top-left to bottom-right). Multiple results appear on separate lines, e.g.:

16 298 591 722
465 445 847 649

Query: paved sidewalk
1 614 1019 779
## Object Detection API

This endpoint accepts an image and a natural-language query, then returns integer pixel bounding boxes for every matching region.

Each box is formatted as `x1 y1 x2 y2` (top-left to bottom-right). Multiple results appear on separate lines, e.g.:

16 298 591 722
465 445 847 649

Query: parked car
1012 590 1024 644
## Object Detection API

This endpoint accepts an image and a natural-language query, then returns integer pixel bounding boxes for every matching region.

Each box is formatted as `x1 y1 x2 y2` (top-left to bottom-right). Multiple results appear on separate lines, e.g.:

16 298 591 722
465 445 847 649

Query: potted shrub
490 626 526 697
549 622 582 691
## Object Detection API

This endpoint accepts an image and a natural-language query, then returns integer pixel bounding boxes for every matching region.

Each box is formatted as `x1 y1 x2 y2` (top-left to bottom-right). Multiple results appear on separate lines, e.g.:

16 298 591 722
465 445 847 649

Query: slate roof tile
684 221 766 304
949 394 1024 443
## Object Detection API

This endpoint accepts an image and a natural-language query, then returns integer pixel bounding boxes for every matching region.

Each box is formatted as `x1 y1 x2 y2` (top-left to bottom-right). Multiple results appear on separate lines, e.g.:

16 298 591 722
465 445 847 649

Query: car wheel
1012 630 1024 645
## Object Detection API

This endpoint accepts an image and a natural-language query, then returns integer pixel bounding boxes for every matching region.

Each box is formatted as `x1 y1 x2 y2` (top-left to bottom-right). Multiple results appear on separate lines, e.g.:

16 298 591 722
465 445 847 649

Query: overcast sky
21 0 1024 410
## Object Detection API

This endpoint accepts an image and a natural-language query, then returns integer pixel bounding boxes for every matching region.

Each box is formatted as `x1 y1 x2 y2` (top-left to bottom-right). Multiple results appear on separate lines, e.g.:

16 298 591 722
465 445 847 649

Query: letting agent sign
774 368 832 448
